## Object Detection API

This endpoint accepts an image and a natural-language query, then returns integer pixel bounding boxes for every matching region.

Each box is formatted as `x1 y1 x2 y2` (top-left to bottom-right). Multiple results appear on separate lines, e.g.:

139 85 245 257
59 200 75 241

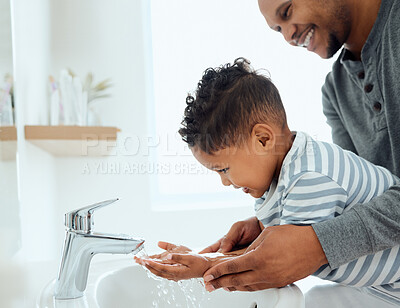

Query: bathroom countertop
23 260 60 307
0 258 59 308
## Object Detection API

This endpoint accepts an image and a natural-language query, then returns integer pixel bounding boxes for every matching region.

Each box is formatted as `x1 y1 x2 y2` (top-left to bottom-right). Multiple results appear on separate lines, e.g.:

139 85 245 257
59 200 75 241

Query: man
202 0 400 292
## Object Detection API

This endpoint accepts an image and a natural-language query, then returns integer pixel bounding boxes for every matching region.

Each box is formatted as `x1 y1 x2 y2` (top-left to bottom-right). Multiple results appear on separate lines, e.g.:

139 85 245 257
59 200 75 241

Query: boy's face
191 130 282 199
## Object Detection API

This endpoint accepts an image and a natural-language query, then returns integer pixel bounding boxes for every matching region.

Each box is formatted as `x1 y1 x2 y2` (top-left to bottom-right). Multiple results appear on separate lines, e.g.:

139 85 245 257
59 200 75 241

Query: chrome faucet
54 198 145 300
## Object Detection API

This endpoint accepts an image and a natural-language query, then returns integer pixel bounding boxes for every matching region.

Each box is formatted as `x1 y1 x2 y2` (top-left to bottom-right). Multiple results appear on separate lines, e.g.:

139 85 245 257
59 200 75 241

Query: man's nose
281 24 297 46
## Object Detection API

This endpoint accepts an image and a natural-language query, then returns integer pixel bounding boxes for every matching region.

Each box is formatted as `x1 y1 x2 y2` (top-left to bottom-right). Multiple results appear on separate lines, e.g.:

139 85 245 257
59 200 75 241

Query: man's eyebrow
276 1 291 16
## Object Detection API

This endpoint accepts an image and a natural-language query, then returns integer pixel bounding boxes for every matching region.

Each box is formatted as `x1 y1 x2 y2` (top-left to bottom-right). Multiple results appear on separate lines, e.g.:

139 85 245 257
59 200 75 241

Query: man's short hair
179 58 287 154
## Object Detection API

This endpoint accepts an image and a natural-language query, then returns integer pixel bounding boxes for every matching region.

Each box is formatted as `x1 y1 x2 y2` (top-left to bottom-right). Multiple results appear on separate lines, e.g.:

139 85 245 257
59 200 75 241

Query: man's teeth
302 28 314 47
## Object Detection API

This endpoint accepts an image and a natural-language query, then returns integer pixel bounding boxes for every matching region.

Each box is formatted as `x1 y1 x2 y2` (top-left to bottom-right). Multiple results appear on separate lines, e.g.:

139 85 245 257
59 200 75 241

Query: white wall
0 158 20 257
13 0 59 263
0 0 18 258
0 0 13 76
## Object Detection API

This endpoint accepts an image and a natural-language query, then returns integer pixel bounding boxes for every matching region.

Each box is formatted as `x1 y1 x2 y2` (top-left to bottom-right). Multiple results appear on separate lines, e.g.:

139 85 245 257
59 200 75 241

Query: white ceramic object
37 256 305 308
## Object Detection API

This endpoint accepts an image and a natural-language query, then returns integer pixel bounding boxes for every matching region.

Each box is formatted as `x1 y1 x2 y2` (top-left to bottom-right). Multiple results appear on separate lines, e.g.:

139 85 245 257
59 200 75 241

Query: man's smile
298 26 315 48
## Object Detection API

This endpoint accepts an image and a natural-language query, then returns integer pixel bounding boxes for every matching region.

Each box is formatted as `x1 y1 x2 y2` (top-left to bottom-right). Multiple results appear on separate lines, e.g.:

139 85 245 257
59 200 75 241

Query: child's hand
134 241 241 281
135 253 211 281
148 241 192 261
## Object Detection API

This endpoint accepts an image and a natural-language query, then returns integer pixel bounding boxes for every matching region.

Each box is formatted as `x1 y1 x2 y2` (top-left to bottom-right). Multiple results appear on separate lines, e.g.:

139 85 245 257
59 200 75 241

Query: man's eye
283 4 292 18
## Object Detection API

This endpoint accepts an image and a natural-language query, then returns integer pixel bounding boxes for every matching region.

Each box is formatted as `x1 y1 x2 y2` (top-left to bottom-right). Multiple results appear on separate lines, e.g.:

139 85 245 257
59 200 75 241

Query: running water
135 248 210 308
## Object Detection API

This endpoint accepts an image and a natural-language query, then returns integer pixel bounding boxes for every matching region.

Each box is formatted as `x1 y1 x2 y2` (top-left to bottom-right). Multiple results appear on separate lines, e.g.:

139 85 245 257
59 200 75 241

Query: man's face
258 0 351 59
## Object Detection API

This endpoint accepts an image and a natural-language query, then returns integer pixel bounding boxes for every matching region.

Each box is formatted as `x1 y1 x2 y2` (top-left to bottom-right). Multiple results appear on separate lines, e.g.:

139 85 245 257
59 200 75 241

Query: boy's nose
220 175 231 186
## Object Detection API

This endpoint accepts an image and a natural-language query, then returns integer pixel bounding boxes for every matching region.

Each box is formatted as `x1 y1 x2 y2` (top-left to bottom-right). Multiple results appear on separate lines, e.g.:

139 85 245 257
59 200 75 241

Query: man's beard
326 33 343 58
325 2 351 58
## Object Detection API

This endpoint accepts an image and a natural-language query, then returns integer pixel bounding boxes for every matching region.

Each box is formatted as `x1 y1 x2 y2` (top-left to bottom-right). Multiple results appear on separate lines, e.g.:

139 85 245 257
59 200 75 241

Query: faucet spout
55 231 144 300
54 199 145 300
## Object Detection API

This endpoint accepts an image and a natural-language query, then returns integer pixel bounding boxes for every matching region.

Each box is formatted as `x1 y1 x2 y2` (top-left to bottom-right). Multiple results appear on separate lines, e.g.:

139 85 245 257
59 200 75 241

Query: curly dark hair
178 58 287 154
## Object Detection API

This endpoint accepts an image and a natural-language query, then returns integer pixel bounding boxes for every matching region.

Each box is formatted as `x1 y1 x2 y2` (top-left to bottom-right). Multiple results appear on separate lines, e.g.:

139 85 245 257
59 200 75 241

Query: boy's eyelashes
216 168 229 174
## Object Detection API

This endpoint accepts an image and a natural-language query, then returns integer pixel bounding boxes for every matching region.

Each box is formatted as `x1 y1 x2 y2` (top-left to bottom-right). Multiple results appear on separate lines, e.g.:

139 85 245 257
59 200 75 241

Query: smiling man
202 0 400 295
260 0 354 58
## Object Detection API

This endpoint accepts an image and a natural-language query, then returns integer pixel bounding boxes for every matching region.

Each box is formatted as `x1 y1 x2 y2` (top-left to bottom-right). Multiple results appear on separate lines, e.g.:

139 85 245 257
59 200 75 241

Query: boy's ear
252 124 275 149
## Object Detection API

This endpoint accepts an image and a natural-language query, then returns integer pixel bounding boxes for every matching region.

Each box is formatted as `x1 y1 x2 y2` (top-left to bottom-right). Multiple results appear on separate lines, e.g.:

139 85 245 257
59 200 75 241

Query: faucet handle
65 198 119 232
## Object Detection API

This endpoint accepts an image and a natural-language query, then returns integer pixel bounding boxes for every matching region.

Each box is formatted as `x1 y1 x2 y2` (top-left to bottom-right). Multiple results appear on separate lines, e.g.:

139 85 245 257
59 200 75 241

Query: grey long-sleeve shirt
313 0 400 269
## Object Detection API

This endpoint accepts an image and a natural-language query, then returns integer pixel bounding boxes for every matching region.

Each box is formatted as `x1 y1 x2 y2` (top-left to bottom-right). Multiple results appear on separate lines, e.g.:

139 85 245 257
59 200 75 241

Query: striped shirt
255 131 400 291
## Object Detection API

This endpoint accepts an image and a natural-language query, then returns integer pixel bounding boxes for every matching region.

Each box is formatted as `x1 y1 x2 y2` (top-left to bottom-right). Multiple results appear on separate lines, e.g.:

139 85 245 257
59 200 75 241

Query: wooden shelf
0 126 17 141
25 125 120 156
0 126 17 161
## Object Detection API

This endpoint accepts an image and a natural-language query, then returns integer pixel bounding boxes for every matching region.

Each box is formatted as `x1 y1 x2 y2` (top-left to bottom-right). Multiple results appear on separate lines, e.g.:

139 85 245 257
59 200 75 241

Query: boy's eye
217 168 229 174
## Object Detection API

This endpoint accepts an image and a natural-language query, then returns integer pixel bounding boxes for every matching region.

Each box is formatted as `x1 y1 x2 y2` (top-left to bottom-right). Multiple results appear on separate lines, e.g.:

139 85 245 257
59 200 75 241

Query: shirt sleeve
313 183 400 269
281 172 347 225
322 73 358 154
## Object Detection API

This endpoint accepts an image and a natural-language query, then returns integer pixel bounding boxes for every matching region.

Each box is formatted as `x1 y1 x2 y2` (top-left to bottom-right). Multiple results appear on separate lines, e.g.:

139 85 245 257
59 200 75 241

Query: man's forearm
313 184 400 269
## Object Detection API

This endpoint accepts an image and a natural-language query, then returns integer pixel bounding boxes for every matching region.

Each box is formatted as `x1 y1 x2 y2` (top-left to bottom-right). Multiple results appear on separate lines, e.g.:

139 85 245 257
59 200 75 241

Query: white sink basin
96 264 304 308
37 256 305 308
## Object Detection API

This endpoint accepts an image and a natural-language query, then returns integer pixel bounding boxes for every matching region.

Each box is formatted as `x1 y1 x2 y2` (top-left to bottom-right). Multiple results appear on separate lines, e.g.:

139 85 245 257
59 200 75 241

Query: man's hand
199 216 262 254
202 225 328 292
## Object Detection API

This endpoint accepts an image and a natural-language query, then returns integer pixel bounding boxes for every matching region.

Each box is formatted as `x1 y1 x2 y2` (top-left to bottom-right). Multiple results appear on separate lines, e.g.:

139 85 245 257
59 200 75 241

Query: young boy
135 58 400 293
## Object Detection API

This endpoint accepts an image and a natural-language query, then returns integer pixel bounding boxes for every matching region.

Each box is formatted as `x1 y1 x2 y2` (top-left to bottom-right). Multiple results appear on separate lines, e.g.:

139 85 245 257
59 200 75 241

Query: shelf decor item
49 70 112 126
78 70 113 126
0 74 14 126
